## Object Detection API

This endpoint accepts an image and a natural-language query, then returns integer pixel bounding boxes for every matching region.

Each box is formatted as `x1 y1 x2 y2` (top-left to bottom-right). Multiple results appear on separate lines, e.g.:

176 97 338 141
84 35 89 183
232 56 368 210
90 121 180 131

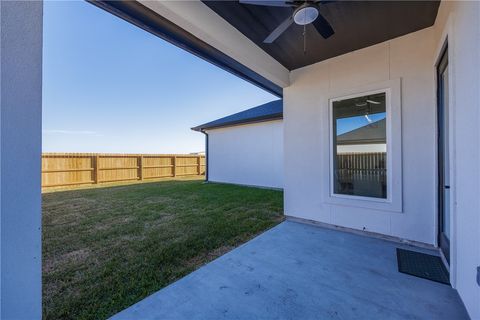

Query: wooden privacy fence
335 152 387 198
336 152 386 174
42 153 206 189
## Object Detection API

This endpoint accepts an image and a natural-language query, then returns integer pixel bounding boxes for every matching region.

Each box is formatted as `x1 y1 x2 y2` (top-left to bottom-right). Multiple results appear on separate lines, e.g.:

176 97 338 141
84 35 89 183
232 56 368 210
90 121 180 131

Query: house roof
337 118 386 145
192 100 282 132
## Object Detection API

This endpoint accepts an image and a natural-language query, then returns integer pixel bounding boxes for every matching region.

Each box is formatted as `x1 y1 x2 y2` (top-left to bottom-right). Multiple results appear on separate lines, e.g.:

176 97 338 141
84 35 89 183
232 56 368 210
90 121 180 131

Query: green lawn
42 179 284 319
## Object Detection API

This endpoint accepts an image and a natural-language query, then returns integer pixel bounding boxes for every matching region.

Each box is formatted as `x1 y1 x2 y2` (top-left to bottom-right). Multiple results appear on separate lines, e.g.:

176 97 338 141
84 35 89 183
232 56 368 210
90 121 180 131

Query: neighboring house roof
192 100 282 132
337 118 386 145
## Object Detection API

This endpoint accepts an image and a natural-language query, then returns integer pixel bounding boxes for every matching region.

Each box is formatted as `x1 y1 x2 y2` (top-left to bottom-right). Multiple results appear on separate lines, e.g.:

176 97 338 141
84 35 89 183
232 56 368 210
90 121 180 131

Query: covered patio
112 221 468 320
2 0 479 318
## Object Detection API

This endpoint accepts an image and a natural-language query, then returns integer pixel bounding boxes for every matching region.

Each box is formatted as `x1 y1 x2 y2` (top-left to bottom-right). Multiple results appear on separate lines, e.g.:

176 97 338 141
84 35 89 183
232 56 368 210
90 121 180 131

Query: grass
42 179 284 319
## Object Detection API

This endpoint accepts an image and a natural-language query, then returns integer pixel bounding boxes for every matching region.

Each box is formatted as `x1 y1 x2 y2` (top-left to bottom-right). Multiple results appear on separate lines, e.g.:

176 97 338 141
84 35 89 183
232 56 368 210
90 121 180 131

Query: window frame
329 88 391 202
325 79 403 213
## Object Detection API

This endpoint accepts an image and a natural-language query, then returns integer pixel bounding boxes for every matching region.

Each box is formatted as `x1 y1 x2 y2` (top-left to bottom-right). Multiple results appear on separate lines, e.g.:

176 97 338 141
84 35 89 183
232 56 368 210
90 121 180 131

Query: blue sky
42 1 276 153
336 113 386 135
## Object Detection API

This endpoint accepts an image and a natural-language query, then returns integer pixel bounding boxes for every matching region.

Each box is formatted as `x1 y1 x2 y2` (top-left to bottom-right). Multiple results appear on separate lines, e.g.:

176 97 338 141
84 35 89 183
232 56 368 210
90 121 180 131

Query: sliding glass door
437 46 450 263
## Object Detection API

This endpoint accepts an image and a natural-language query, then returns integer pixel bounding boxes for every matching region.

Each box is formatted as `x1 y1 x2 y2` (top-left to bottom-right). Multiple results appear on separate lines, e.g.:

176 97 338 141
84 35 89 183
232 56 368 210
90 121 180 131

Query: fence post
197 156 201 175
139 155 144 181
94 155 100 184
172 155 177 177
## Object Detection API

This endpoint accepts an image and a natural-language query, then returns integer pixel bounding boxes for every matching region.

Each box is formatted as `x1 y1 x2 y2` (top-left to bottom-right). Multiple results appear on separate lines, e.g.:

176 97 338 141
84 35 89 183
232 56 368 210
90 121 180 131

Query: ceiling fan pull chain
303 21 307 55
303 1 307 55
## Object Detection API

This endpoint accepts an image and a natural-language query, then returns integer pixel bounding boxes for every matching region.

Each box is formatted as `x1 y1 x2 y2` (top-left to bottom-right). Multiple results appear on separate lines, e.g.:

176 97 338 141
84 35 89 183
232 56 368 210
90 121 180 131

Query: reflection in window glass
332 92 387 199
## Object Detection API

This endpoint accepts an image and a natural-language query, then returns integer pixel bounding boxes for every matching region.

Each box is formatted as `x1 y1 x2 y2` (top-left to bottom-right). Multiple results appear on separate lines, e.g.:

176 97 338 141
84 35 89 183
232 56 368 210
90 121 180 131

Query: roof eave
191 113 283 132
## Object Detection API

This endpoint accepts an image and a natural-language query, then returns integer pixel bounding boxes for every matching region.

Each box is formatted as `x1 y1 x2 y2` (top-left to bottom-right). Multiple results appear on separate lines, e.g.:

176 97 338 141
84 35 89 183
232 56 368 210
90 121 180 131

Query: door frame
436 43 450 263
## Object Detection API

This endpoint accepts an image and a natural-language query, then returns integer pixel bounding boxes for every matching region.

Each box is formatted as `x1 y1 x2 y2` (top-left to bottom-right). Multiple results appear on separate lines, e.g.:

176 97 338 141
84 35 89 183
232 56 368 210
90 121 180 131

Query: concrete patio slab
111 221 469 320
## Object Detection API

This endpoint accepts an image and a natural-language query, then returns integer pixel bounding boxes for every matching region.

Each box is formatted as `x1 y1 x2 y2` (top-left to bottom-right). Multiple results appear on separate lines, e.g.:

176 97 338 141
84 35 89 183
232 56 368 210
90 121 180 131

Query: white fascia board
139 0 290 88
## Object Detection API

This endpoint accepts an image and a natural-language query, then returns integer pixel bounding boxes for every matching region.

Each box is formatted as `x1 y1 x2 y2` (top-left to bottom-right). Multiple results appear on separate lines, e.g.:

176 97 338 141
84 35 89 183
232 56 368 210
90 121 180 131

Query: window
331 92 387 199
326 79 401 212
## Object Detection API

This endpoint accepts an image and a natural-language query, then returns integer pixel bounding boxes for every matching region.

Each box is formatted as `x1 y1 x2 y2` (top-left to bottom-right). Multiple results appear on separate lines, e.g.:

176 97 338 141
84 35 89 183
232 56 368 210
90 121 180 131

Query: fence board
42 153 205 190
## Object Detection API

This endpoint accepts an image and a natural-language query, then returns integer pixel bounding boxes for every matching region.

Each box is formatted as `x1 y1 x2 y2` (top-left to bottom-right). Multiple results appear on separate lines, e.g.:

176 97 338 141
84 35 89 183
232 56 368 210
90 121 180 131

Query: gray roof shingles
191 99 282 131
337 118 386 145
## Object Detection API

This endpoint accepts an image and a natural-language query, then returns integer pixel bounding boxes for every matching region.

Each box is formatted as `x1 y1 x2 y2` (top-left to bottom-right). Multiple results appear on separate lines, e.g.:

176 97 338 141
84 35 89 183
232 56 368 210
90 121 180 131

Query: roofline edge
191 113 283 132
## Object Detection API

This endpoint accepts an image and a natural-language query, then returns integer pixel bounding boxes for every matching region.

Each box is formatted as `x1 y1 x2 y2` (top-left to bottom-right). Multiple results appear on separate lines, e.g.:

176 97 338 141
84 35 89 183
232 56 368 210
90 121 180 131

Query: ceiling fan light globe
293 6 319 25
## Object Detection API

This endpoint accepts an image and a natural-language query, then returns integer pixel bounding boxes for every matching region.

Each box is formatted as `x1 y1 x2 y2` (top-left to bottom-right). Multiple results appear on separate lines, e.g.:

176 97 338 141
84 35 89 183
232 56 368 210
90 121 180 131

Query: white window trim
329 88 391 202
324 78 403 213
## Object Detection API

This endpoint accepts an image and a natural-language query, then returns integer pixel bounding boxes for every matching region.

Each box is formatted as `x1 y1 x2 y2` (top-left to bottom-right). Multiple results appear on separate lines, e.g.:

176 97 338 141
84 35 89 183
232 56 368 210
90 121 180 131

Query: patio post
1 1 43 318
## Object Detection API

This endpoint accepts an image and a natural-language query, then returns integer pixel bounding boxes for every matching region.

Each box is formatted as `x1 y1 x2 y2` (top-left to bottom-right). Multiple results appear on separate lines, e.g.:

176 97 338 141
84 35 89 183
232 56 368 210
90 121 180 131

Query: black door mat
396 248 450 285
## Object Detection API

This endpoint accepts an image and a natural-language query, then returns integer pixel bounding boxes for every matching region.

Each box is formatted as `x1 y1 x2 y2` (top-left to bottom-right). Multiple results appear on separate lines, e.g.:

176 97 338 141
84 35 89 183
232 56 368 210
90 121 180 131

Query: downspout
201 130 209 182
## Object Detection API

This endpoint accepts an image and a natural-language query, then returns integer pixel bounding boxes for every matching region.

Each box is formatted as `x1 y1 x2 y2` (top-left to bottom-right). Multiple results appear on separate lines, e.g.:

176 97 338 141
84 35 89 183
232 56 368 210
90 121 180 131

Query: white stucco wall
1 1 43 319
284 27 437 245
433 1 480 318
337 144 386 154
284 2 480 318
206 120 283 189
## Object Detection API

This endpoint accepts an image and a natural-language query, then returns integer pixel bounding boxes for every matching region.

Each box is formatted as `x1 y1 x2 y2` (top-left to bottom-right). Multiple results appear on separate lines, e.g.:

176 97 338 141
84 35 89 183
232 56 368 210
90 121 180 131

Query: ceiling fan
239 0 335 44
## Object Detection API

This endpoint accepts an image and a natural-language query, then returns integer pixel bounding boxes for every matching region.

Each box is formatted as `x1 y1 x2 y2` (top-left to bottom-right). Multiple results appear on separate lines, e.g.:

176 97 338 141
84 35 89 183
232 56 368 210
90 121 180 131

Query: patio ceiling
90 1 440 95
203 0 441 70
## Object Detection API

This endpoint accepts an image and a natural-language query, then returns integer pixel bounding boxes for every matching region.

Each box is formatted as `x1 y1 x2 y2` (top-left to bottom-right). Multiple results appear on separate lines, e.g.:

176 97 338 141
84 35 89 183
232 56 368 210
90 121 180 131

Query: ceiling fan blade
239 0 292 7
263 16 294 43
312 12 334 39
